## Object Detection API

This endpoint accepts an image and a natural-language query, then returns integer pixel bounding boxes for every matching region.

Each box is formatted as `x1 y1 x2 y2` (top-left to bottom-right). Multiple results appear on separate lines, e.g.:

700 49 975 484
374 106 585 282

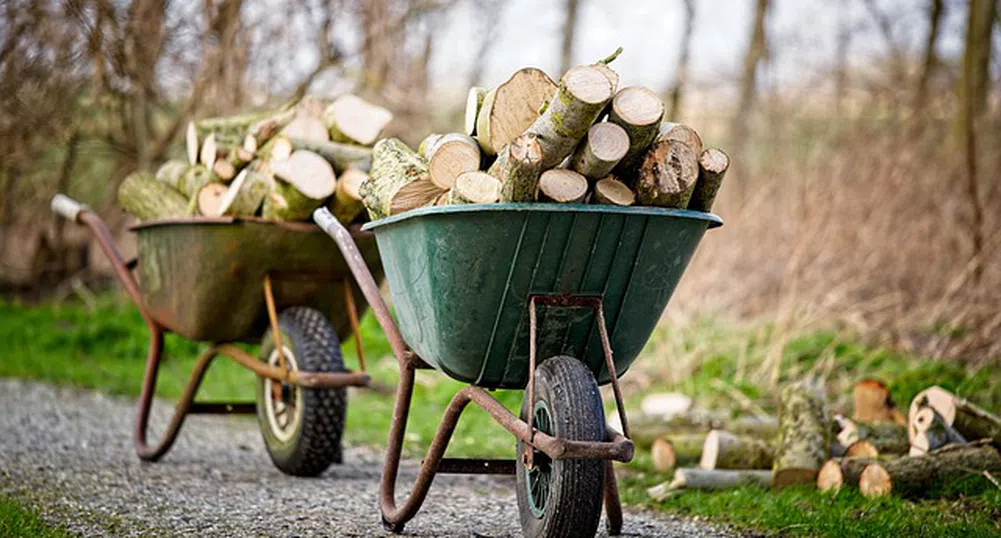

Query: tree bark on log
154 161 189 191
688 148 729 212
464 86 486 136
836 418 910 456
488 133 542 203
288 138 372 174
419 133 482 190
537 169 588 203
699 429 773 470
910 406 968 456
526 65 613 168
246 107 297 149
607 86 664 176
361 138 441 219
654 433 708 471
476 68 557 156
256 135 293 163
569 122 629 181
909 386 1001 447
195 110 283 145
860 441 1001 498
262 151 337 221
592 176 635 206
118 171 189 221
322 94 393 146
449 171 500 204
658 122 703 156
328 167 367 225
635 139 699 208
648 468 772 499
773 381 830 488
215 168 273 217
627 413 779 448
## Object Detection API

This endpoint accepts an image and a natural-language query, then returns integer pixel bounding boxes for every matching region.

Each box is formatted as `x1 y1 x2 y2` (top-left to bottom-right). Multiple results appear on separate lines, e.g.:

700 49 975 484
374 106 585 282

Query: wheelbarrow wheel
255 306 347 477
516 355 605 538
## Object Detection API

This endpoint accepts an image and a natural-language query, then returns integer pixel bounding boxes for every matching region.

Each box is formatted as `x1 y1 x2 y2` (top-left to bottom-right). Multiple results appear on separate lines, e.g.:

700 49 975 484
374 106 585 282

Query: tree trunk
488 133 542 203
700 429 773 470
526 65 613 168
909 386 1001 447
667 0 695 119
537 169 588 203
860 441 1001 498
606 86 663 177
361 138 440 219
688 148 729 212
569 122 629 181
634 139 699 208
773 381 830 488
449 171 500 204
914 0 945 109
419 133 482 190
559 0 580 76
730 0 769 172
592 176 635 206
117 171 189 220
476 68 557 156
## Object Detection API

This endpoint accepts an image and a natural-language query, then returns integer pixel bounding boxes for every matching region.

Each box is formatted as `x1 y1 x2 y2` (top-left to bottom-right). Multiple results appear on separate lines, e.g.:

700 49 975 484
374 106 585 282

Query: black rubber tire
516 355 606 538
255 307 347 477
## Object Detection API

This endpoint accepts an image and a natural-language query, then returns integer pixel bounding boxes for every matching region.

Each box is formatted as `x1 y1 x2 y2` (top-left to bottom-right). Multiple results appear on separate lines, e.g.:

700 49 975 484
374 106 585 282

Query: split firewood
591 47 622 92
658 122 703 156
476 68 557 156
699 430 773 470
281 115 330 144
592 176 635 206
909 386 1001 448
186 122 199 166
118 171 189 221
569 122 629 181
688 148 730 212
197 182 228 216
773 381 831 488
607 86 664 176
526 65 613 168
256 135 293 163
488 133 542 203
199 133 217 168
537 169 588 203
464 87 486 136
419 133 482 190
322 94 393 146
859 440 1001 498
909 406 968 456
328 167 367 225
835 416 910 456
853 379 907 425
288 138 372 174
361 138 441 219
262 150 337 221
626 413 779 449
214 167 273 217
635 139 699 208
449 171 500 204
648 469 772 500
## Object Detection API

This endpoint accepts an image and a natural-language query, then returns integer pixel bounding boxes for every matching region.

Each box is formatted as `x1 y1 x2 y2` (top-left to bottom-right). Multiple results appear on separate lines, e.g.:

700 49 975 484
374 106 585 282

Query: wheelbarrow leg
604 460 624 535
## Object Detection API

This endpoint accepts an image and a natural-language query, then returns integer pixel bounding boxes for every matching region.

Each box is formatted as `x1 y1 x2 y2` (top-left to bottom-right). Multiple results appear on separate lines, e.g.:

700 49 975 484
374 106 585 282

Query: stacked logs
646 380 1001 501
117 95 389 226
359 49 729 220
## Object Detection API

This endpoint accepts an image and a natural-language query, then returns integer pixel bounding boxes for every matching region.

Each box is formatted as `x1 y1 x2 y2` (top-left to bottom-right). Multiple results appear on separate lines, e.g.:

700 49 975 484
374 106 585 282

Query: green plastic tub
363 203 721 389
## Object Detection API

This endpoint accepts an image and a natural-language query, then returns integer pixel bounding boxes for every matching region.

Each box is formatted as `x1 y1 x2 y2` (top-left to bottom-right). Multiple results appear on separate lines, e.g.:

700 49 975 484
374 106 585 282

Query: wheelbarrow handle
51 194 89 223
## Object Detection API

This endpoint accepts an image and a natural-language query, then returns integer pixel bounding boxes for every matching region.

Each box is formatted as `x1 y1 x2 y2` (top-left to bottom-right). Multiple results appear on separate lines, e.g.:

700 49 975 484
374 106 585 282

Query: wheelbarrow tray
131 217 383 343
362 204 720 389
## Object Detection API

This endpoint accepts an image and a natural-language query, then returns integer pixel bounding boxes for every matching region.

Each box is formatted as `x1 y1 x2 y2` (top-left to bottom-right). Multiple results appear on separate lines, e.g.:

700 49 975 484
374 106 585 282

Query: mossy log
569 122 629 181
449 171 500 204
196 182 227 216
117 171 189 221
592 176 635 206
215 167 273 217
322 94 393 146
688 148 730 212
909 386 1001 448
361 138 440 219
699 430 773 470
262 150 337 221
836 418 910 456
635 139 699 207
860 441 1001 498
288 138 372 174
658 122 703 155
154 161 189 191
476 68 557 156
648 468 772 500
607 86 664 176
488 133 542 203
773 381 830 488
526 65 613 168
537 169 588 203
419 133 481 189
328 167 367 225
464 87 486 136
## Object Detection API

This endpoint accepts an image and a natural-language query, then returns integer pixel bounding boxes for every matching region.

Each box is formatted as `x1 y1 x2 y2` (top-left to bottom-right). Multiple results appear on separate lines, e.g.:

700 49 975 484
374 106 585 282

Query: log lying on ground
419 133 482 189
328 167 367 225
592 176 635 206
607 86 664 176
817 456 892 492
652 433 708 471
214 167 273 217
651 437 676 472
910 406 968 456
288 138 372 173
262 151 337 221
281 115 329 144
699 430 773 470
626 412 779 448
464 87 486 136
859 440 1001 498
845 440 879 458
537 169 588 203
197 182 228 216
256 135 293 163
687 148 729 212
476 68 557 156
488 133 542 203
648 469 772 500
526 65 613 168
909 386 1001 448
635 139 699 208
569 122 629 181
449 171 500 204
658 122 703 156
322 94 393 146
773 381 830 488
835 417 910 456
361 138 441 219
118 171 189 221
853 378 907 425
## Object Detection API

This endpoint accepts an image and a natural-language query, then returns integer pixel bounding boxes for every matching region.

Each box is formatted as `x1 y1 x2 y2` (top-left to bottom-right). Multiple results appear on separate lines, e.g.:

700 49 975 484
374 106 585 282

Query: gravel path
0 380 733 537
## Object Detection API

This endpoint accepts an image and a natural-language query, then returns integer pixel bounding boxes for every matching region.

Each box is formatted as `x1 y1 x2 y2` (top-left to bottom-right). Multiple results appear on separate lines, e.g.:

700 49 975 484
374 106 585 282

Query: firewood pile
642 380 1001 500
117 95 388 225
359 48 729 219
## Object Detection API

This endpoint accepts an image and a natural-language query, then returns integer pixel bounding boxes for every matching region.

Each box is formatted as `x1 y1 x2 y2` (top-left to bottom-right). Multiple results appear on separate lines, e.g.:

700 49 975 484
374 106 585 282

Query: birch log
419 133 482 189
773 381 830 488
592 176 635 206
526 65 613 168
635 139 699 208
607 86 664 176
476 68 557 156
859 441 1001 498
488 133 542 202
909 386 1001 447
699 430 773 470
449 171 500 204
328 167 367 225
569 122 629 181
688 148 729 212
288 138 372 173
361 138 441 219
322 94 393 146
537 169 588 203
464 87 486 136
118 172 190 221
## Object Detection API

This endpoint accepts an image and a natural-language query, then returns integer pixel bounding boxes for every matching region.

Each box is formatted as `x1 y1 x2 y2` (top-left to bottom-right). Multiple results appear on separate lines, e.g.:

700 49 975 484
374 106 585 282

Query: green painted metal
133 219 383 343
362 203 721 389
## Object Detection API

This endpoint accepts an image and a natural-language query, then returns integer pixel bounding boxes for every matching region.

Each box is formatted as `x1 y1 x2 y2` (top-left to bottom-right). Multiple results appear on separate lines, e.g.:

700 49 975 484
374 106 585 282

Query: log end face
816 460 844 492
651 437 677 472
612 86 664 127
563 65 614 105
859 464 892 498
589 122 630 162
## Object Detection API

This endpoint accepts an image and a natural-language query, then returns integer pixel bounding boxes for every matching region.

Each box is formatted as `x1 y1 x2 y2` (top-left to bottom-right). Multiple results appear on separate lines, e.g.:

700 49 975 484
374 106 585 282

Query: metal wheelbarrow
314 202 721 537
50 194 383 477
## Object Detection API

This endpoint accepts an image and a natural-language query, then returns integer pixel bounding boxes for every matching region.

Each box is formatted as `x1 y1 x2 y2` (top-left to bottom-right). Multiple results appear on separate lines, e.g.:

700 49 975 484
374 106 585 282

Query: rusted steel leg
523 297 539 468
342 279 367 373
380 361 418 532
604 460 624 536
263 274 287 371
595 301 629 440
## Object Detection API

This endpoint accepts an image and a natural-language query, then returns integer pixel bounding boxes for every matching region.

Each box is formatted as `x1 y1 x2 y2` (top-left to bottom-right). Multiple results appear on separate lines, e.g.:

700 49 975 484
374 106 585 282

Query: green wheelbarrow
50 194 383 477
314 202 721 537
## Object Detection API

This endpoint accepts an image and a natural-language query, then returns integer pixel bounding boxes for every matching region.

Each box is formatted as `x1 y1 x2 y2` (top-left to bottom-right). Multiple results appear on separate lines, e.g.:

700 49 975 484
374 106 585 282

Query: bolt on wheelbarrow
50 194 384 477
314 202 721 537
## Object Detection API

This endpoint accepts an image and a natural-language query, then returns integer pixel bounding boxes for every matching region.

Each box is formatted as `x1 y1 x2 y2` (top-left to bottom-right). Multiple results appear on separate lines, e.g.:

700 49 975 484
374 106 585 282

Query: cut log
328 167 367 225
488 133 542 203
322 94 393 146
537 169 588 203
288 138 372 174
635 139 699 208
117 171 189 221
836 417 910 456
648 468 772 499
591 46 622 92
199 132 217 168
196 182 227 216
215 167 273 217
569 122 629 181
658 122 703 155
186 122 199 166
910 406 968 456
419 133 482 190
526 65 613 168
154 161 189 191
651 437 676 472
464 87 486 136
263 150 337 221
212 159 236 182
246 107 297 148
859 441 1001 498
361 138 441 220
195 109 284 145
625 413 780 449
449 171 500 204
154 162 217 199
256 135 293 163
852 378 907 425
817 457 879 492
845 440 880 458
909 386 1001 448
699 430 773 470
607 86 664 176
653 433 708 471
688 148 730 212
281 115 329 144
592 176 635 206
475 68 557 156
772 381 830 488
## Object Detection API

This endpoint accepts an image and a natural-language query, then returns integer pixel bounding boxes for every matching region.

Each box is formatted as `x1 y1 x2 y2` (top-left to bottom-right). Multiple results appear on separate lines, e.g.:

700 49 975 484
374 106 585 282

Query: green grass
0 497 69 538
1 295 1000 537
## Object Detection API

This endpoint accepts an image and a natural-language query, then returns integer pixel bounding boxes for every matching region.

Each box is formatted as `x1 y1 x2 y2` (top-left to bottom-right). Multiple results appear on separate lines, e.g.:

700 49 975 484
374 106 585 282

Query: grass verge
0 497 69 538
